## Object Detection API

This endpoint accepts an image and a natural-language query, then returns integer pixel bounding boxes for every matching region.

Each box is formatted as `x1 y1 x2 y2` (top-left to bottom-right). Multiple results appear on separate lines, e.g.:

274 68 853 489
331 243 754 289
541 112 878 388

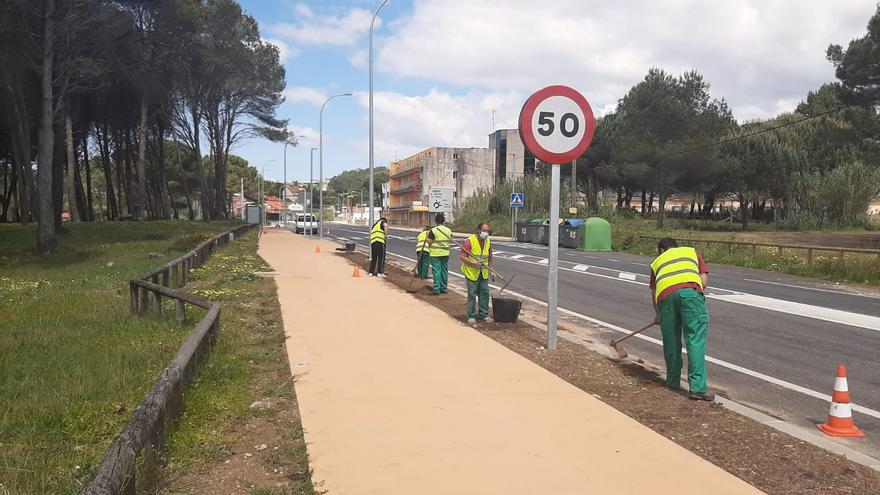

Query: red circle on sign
518 85 596 164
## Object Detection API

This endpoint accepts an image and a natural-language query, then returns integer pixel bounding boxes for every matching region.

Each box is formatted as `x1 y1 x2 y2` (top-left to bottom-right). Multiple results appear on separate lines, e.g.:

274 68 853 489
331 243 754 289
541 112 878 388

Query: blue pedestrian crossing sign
510 193 525 208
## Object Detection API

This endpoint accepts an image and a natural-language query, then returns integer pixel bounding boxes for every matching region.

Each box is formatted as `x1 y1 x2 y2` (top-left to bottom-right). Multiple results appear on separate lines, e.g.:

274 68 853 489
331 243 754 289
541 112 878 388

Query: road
321 222 880 459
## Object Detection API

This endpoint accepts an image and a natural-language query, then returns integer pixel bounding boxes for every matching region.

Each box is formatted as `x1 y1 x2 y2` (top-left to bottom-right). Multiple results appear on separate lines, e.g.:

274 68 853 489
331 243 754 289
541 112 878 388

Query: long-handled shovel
609 322 657 361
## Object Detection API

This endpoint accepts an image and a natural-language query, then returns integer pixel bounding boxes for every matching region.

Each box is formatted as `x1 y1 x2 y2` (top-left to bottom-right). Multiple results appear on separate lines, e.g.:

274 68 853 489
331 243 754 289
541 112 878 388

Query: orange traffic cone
352 265 361 278
314 244 321 253
817 364 864 437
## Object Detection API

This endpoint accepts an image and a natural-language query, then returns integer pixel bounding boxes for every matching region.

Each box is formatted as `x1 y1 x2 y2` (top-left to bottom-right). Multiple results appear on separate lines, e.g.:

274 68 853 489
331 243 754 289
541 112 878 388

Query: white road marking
710 293 880 332
618 273 637 281
339 237 880 420
537 258 549 265
743 279 880 299
573 265 589 272
509 254 526 260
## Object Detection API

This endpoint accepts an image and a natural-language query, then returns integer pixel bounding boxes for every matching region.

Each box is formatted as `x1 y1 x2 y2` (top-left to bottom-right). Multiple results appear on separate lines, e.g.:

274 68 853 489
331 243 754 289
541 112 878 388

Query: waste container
525 219 547 245
579 217 612 251
538 218 565 245
514 222 531 243
559 219 585 248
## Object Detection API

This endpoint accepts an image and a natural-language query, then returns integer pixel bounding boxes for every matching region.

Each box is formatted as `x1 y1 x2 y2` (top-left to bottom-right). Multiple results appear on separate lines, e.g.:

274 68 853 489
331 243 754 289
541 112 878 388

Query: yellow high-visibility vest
416 230 428 253
428 225 452 257
370 221 386 244
650 246 703 303
461 234 491 281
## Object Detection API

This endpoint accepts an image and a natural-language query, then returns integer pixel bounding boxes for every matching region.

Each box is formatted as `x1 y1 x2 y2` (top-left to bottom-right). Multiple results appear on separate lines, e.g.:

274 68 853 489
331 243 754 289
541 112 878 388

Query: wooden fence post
751 244 757 255
153 289 162 319
161 269 170 288
807 249 813 265
176 300 185 323
838 250 845 268
130 283 139 315
139 282 149 314
778 246 784 256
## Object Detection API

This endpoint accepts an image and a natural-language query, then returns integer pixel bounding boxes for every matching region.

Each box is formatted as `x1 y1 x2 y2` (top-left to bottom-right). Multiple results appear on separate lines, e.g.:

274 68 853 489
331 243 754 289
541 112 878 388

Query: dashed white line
509 254 526 260
618 273 637 281
573 265 589 272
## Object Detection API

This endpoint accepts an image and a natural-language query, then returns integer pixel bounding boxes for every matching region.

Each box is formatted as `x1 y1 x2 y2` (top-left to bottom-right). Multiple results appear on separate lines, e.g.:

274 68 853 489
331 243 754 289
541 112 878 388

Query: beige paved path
260 230 762 495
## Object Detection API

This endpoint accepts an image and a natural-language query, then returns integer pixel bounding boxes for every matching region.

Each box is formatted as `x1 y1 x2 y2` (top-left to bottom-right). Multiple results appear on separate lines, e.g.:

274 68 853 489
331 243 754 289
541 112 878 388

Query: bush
169 231 216 252
781 162 880 229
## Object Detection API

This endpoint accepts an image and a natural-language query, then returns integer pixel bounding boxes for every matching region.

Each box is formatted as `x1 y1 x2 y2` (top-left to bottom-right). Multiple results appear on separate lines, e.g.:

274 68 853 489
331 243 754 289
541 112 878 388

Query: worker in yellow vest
368 217 388 277
649 238 713 401
425 213 452 294
460 222 494 325
415 226 431 279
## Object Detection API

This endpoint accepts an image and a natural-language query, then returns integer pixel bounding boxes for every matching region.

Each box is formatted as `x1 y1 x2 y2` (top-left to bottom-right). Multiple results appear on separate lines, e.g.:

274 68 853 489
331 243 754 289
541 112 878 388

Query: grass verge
156 231 318 495
0 220 238 495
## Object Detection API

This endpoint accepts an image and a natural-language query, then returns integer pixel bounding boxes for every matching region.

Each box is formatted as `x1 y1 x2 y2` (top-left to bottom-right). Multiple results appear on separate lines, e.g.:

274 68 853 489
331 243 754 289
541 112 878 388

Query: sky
236 0 878 184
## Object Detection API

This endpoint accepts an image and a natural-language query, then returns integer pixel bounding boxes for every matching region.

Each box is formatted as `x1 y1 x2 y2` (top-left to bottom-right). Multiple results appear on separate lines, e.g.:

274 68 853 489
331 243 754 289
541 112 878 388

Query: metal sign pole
547 165 560 350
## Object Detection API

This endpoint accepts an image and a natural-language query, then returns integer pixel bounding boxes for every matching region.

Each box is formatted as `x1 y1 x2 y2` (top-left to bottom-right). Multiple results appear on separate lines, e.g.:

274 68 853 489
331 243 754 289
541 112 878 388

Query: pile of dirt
342 251 880 495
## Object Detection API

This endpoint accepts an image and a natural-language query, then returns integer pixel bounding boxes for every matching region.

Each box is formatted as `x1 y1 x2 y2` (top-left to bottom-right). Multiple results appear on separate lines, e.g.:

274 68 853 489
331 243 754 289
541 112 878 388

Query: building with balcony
387 147 495 226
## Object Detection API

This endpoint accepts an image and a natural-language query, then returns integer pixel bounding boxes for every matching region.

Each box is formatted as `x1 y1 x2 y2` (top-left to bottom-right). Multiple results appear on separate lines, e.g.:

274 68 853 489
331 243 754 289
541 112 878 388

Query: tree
614 69 735 228
827 6 880 108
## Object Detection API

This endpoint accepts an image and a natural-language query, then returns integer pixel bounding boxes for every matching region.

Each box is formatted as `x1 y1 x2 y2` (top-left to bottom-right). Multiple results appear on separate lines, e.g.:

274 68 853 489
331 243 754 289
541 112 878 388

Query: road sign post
510 193 524 240
519 85 596 350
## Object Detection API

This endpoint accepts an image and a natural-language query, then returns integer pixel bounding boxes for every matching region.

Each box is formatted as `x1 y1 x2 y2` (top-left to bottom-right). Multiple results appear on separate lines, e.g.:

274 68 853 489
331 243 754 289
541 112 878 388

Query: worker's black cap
435 213 445 224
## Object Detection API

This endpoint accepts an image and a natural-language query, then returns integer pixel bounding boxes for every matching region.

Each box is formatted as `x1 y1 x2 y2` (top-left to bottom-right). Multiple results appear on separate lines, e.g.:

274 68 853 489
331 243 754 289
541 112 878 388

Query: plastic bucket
492 297 522 323
345 242 356 252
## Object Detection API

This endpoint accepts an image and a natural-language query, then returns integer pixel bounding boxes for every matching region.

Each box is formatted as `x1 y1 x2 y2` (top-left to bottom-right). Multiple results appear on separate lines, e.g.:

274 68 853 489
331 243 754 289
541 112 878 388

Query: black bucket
492 297 522 323
345 242 356 252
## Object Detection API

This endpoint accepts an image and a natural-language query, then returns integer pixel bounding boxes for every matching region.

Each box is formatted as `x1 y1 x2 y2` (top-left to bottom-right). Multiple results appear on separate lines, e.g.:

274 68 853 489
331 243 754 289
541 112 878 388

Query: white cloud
347 48 368 69
350 88 526 165
288 126 320 147
378 0 876 122
268 4 376 47
264 38 299 63
283 86 328 107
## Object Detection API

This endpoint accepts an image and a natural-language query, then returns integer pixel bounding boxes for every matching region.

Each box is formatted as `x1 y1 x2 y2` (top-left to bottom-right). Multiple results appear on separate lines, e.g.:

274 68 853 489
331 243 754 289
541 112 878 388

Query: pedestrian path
259 231 762 495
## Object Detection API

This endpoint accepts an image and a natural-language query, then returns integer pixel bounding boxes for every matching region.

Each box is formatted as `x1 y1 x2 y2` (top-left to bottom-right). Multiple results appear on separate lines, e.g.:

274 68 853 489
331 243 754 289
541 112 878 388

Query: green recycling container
579 217 612 251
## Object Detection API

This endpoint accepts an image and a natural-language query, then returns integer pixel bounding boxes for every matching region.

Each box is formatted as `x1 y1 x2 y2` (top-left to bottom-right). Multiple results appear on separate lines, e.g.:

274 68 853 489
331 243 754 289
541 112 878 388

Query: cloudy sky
238 0 877 183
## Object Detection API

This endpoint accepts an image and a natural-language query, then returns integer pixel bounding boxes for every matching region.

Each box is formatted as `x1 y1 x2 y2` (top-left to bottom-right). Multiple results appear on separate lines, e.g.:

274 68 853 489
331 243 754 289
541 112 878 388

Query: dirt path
260 231 761 495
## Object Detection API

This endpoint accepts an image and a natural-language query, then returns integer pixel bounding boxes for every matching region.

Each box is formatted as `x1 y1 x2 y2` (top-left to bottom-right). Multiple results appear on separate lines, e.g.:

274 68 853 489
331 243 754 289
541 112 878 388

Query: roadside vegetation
158 231 318 494
0 220 237 494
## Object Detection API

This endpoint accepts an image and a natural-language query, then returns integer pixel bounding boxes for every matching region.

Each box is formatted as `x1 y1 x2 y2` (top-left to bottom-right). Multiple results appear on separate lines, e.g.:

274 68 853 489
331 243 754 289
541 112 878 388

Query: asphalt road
320 223 880 459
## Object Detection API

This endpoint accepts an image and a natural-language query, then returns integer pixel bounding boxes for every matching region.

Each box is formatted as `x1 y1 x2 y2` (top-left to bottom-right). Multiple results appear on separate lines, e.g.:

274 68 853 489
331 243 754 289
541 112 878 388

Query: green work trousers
417 252 431 279
658 288 709 393
430 255 449 294
466 276 490 319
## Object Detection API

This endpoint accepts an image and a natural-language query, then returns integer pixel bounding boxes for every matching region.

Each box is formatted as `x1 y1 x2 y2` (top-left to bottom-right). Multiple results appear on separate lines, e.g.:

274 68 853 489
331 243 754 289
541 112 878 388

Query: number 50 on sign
518 85 596 165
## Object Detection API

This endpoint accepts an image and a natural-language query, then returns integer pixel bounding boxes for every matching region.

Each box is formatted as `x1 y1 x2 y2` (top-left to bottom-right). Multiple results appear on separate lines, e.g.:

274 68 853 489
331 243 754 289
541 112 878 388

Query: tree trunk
739 194 750 231
190 107 211 220
641 190 647 213
123 129 134 214
586 174 599 213
647 192 655 214
36 0 56 249
6 83 34 223
52 119 64 230
82 133 94 220
65 114 80 221
97 123 118 219
134 99 148 219
655 186 667 229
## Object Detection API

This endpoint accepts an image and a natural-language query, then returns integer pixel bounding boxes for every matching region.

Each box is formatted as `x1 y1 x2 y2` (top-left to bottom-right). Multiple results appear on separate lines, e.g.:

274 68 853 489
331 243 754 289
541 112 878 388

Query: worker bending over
425 213 452 294
460 222 494 325
368 217 388 277
649 238 714 401
415 226 431 279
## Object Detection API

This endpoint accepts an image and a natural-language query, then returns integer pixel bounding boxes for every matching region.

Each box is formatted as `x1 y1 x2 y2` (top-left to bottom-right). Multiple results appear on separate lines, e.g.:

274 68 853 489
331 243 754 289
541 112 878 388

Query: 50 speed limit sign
518 85 596 164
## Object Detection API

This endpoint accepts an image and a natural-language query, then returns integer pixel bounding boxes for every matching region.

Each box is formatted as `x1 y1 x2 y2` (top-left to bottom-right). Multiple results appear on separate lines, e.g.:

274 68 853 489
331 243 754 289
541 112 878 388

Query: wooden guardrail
82 223 254 495
640 235 880 266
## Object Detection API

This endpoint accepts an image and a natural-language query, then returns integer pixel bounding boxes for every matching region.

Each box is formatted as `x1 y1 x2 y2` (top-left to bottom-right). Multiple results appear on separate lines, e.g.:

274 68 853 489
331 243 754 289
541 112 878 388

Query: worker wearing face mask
460 222 494 325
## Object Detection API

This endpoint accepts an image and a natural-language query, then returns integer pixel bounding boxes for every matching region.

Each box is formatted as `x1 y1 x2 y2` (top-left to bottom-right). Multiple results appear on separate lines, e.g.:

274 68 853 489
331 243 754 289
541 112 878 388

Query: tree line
0 0 288 249
575 6 880 230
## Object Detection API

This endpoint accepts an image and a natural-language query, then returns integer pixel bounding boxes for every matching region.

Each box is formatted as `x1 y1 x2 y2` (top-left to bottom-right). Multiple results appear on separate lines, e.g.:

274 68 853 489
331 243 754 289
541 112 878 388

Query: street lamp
308 147 317 236
320 93 353 240
283 138 296 228
259 159 277 225
369 0 390 234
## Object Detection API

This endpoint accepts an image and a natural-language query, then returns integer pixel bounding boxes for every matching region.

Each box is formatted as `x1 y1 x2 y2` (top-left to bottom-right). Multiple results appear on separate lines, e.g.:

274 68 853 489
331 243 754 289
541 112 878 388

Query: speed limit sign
518 85 596 164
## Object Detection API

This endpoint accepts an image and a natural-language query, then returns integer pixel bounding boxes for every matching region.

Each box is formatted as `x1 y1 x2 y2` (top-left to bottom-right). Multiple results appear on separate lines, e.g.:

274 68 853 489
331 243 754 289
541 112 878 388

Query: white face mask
479 231 489 239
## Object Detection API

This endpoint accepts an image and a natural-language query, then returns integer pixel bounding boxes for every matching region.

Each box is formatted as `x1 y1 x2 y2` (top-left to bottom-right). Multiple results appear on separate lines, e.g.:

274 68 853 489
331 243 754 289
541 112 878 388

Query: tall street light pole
259 159 276 226
309 147 316 236
283 139 295 228
369 0 390 233
320 93 352 240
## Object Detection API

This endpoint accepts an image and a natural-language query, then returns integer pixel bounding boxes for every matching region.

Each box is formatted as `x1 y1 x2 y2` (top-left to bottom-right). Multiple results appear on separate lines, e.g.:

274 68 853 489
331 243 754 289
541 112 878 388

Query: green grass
158 232 319 495
0 220 238 495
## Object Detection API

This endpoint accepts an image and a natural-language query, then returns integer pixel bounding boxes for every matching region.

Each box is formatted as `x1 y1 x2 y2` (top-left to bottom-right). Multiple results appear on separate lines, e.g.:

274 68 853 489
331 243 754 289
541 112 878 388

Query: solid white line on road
335 236 880 420
743 278 880 299
573 265 589 272
711 293 880 332
618 273 637 281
